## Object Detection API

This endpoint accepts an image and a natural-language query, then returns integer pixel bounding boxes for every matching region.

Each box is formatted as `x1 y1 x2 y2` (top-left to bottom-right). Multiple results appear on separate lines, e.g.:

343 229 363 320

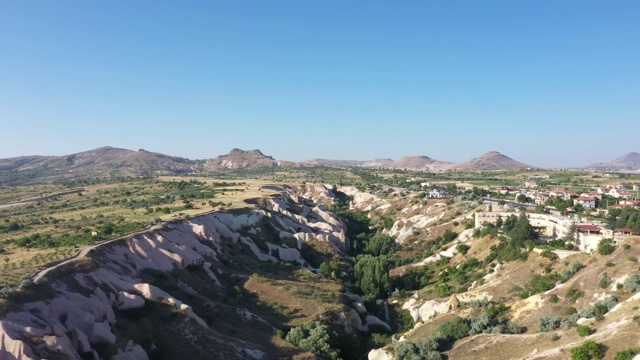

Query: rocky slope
390 156 453 171
353 195 640 360
0 186 390 360
204 149 293 170
454 151 537 170
587 152 640 171
3 183 640 360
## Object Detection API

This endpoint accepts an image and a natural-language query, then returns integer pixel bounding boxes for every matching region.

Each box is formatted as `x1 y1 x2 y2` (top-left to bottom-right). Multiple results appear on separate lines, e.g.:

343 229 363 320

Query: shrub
599 274 612 289
285 321 340 360
538 316 561 332
566 286 585 303
438 316 471 341
570 340 605 360
593 295 619 318
456 243 470 255
551 333 561 341
598 239 615 255
623 274 640 293
579 307 596 319
549 294 559 303
562 313 581 329
577 325 595 337
395 338 444 360
572 261 585 272
616 348 640 360
518 273 560 298
540 250 558 260
505 322 525 334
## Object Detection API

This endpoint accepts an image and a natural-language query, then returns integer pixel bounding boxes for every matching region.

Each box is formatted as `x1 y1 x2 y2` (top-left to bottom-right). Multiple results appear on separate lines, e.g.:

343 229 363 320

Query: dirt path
0 189 85 209
32 224 162 283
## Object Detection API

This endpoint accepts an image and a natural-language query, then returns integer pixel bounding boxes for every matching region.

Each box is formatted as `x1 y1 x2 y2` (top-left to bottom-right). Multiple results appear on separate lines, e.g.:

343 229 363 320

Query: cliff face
0 187 360 360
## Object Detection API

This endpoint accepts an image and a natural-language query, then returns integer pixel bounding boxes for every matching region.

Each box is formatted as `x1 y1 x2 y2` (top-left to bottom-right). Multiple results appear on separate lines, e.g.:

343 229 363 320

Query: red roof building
576 224 602 234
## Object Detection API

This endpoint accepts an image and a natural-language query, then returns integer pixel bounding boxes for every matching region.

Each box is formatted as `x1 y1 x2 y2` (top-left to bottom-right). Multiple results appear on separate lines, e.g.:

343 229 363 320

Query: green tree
364 233 396 256
509 211 538 246
502 215 518 233
286 321 340 360
456 243 470 255
598 239 615 255
354 255 391 302
319 260 342 279
438 316 471 341
570 340 605 360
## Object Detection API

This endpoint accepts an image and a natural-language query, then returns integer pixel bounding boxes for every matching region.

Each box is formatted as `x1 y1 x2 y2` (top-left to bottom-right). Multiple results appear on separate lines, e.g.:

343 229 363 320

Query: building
549 189 572 201
576 224 602 235
581 191 602 200
430 189 447 198
575 196 596 209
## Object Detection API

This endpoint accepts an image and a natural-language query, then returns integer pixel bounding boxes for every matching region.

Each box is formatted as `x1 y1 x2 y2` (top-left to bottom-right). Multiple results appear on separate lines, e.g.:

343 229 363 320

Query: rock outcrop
0 187 349 359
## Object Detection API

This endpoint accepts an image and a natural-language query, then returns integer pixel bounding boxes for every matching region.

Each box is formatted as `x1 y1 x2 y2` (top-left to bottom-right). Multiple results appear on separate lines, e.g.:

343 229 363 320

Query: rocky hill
587 152 640 171
612 152 640 166
0 147 297 185
454 151 536 170
0 147 199 185
362 159 396 168
390 155 453 171
204 148 292 170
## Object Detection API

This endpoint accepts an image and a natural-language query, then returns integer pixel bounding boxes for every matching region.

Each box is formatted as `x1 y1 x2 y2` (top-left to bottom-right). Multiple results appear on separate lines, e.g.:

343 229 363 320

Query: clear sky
1 1 638 168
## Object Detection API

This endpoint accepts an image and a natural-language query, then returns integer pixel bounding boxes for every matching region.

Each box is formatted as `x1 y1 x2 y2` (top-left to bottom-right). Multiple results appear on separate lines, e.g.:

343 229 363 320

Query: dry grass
244 269 345 327
0 177 299 287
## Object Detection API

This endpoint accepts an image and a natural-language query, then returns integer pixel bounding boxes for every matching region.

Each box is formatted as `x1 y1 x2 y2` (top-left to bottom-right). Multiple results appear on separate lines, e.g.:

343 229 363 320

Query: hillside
2 182 640 360
587 152 640 171
390 155 453 171
303 156 450 171
612 152 640 166
204 148 292 170
0 147 199 185
454 151 536 170
303 159 368 167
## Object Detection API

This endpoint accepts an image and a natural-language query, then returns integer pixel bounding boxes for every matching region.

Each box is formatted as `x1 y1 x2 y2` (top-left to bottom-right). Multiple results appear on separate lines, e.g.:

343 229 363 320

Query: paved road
0 189 85 209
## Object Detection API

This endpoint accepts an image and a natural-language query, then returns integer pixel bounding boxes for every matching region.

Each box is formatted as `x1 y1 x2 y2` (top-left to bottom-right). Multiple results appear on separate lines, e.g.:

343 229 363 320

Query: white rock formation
0 188 351 359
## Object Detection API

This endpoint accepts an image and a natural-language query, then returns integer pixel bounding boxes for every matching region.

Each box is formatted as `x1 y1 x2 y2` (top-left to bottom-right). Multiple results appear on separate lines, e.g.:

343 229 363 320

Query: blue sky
1 1 638 168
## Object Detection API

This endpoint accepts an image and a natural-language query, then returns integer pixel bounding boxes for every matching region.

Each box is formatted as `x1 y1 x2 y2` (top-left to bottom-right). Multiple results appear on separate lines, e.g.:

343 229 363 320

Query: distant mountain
391 155 454 171
362 159 396 168
303 156 451 171
204 148 292 170
303 159 367 167
0 147 199 185
454 151 536 171
586 152 640 171
612 152 640 167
